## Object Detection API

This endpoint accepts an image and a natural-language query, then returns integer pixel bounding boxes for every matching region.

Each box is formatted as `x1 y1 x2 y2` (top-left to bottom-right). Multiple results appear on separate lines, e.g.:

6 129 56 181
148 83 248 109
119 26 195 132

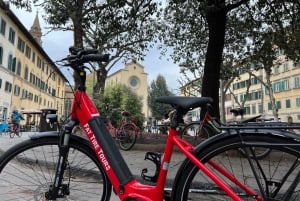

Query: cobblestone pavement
0 132 185 200
2 132 296 201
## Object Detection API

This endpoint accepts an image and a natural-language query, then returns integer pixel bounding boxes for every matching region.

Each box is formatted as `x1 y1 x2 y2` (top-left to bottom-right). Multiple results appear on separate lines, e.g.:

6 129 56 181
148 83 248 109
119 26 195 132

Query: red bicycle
8 123 22 138
106 110 139 150
0 47 300 200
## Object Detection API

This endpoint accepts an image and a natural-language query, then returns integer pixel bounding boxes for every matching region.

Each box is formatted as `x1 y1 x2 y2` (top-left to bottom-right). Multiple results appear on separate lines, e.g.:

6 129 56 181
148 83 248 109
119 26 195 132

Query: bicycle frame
67 87 262 201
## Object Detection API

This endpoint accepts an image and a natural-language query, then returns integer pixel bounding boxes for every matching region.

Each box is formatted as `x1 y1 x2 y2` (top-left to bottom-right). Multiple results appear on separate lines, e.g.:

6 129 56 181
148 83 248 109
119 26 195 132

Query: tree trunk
265 71 279 121
201 4 227 119
71 0 84 89
219 79 225 123
93 64 108 100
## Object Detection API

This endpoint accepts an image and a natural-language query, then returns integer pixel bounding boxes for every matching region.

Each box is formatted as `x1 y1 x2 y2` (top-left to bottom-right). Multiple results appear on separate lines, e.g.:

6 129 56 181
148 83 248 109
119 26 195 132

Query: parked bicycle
1 47 300 200
180 105 274 159
105 110 139 151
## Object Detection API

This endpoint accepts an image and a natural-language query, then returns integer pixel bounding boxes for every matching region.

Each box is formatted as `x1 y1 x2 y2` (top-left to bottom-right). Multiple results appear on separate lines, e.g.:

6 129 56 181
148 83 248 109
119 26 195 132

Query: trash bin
40 108 57 132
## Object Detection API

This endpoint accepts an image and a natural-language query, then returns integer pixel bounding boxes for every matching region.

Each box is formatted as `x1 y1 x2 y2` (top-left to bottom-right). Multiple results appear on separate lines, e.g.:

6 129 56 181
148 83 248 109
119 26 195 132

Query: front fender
28 131 92 148
29 131 60 139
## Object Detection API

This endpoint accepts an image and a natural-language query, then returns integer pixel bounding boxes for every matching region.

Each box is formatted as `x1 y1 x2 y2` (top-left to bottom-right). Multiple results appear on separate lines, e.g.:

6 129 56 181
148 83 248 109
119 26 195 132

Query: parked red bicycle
0 47 300 200
106 110 139 150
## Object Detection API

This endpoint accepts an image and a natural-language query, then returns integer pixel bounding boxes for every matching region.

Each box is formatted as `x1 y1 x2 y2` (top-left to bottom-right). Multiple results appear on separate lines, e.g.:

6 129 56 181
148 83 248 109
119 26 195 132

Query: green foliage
148 74 174 119
159 0 300 118
28 0 162 96
97 83 144 128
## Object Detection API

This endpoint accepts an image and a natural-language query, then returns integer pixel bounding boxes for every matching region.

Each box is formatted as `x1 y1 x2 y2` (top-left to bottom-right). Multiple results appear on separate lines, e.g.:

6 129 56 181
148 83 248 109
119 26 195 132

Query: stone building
0 1 67 128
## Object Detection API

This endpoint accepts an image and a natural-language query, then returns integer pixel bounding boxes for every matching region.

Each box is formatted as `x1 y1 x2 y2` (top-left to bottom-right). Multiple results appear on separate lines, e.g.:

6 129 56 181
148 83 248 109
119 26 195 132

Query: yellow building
0 2 67 127
227 52 300 122
106 61 149 117
86 61 149 117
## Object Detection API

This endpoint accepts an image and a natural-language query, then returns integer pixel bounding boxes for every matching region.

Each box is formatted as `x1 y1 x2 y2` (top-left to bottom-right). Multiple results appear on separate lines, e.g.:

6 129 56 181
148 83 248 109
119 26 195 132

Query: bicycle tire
0 135 112 201
172 132 300 200
17 130 22 137
238 145 271 160
118 123 137 151
180 122 212 145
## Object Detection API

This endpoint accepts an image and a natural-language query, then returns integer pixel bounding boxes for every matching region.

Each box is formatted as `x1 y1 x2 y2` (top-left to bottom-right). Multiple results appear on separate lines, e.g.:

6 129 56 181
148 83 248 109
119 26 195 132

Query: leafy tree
160 1 300 119
148 74 174 119
12 0 161 98
98 84 144 128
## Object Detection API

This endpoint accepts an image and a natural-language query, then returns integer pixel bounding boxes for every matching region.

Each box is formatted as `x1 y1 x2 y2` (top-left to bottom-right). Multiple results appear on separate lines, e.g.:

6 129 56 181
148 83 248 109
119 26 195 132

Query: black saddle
155 96 213 111
230 108 245 116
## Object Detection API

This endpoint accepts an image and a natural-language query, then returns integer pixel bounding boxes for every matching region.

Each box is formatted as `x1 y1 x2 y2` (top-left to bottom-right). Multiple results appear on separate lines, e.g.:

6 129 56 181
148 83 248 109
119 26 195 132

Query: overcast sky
10 5 181 94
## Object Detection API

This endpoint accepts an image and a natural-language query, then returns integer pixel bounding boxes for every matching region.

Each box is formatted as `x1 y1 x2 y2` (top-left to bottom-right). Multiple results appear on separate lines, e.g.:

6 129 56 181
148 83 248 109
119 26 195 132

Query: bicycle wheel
0 135 112 201
17 130 22 137
180 122 212 145
172 133 300 200
238 145 271 160
9 128 15 138
118 123 137 151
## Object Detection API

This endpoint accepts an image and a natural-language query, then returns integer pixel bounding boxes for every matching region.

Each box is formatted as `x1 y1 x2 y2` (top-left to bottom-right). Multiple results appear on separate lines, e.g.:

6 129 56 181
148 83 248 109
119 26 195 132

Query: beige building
0 2 67 127
86 61 149 117
106 61 149 117
226 52 300 122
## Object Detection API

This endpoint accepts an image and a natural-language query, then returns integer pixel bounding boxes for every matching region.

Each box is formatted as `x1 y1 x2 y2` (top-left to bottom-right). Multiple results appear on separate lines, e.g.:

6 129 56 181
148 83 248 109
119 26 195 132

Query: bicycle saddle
230 108 245 116
156 96 213 110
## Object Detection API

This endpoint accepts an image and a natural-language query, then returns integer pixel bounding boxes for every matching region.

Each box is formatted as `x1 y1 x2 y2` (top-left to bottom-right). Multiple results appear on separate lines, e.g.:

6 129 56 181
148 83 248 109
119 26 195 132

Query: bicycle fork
45 121 75 199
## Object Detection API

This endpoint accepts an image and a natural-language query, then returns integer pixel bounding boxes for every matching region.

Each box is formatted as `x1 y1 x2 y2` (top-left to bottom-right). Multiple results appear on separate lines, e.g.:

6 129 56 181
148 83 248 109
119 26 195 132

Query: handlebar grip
81 54 110 63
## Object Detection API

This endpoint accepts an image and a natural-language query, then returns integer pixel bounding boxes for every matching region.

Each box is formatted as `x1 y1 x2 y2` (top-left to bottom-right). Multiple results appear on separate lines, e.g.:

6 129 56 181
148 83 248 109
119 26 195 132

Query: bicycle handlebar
59 47 110 69
81 54 110 63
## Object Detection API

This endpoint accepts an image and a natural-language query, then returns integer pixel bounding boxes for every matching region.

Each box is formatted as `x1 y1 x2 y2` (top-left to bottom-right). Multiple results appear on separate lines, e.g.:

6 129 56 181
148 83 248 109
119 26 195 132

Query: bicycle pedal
141 152 161 182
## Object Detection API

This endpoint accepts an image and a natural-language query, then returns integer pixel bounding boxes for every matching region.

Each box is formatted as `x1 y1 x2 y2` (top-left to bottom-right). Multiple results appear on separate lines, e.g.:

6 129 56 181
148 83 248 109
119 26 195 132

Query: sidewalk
0 132 186 187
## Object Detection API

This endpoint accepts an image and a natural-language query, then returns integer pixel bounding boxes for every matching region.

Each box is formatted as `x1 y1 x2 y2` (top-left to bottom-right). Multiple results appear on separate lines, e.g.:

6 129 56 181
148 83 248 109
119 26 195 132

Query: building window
0 46 3 65
273 79 289 92
286 99 291 108
252 105 256 114
14 85 20 96
294 76 300 88
28 92 33 101
24 66 29 80
22 89 28 99
25 45 31 58
276 101 281 109
37 56 42 68
34 95 39 103
297 98 300 107
245 106 250 114
4 81 12 93
258 104 263 114
16 61 21 76
268 102 272 110
52 88 56 97
7 54 16 72
32 52 35 63
0 18 6 36
283 63 289 72
0 78 2 89
274 66 280 74
17 37 25 53
8 27 15 44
